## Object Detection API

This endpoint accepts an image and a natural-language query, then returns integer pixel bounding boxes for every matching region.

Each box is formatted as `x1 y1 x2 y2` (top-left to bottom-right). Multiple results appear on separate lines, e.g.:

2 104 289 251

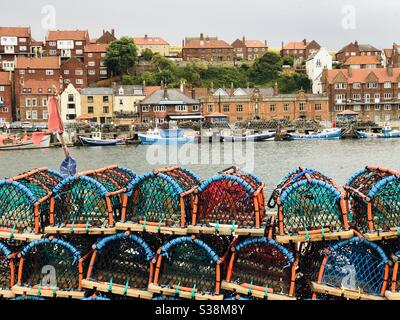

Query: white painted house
60 83 81 123
306 48 332 94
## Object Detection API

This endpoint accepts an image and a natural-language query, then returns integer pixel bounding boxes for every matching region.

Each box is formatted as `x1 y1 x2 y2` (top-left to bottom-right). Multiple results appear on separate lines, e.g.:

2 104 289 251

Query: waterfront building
343 56 382 70
138 87 201 124
306 48 333 94
45 30 90 61
84 43 109 84
323 67 400 124
182 34 234 62
335 41 381 65
0 72 13 123
61 57 87 89
81 87 114 124
113 84 146 125
231 37 268 61
280 39 321 61
133 35 170 57
0 27 32 72
60 83 82 123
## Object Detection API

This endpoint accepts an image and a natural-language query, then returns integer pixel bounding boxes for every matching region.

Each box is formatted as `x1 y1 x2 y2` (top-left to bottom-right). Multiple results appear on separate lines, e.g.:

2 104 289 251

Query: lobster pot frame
0 242 14 299
312 237 389 300
46 175 124 235
344 166 400 241
0 168 62 241
13 238 85 299
273 176 351 243
118 167 200 235
221 238 297 300
190 168 266 237
385 246 400 300
149 237 224 300
82 233 154 300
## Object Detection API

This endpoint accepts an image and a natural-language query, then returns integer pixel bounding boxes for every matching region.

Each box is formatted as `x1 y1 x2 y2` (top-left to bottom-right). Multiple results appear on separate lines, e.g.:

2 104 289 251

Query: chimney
112 82 117 93
274 81 279 96
182 39 185 47
142 80 146 89
354 40 358 46
230 82 235 96
111 29 115 37
145 34 148 39
161 80 164 89
242 36 246 43
303 39 307 45
281 41 284 50
200 33 204 41
180 80 184 93
191 87 196 99
164 87 168 99
210 81 214 93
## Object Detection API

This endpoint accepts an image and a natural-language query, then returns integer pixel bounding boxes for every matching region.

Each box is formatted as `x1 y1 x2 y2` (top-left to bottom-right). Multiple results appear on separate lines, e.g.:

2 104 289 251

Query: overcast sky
3 0 400 50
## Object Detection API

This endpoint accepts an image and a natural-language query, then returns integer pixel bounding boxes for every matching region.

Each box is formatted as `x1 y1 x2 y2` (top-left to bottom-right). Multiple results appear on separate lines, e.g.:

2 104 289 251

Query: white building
306 48 332 94
60 83 81 123
113 85 146 125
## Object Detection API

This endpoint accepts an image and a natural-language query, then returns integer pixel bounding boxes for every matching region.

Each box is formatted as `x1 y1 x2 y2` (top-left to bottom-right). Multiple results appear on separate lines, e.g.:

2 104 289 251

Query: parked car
10 122 22 129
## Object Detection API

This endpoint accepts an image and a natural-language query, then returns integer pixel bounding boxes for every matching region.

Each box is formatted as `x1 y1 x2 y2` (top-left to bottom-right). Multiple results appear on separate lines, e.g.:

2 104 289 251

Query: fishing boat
354 125 400 139
139 128 195 145
79 132 123 146
220 130 276 142
0 134 51 151
286 128 344 140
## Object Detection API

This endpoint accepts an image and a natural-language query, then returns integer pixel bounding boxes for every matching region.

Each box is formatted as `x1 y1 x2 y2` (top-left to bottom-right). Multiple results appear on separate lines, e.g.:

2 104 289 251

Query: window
155 118 165 124
88 53 93 58
270 104 276 112
353 94 361 101
31 111 38 119
354 105 361 111
103 96 109 103
42 98 48 107
32 99 37 107
364 94 370 102
385 114 391 121
299 103 305 112
20 38 27 43
208 105 213 113
353 83 361 89
19 46 27 51
375 105 381 111
43 111 49 120
0 97 3 104
0 86 4 92
365 105 370 111
284 104 290 112
100 70 107 75
384 104 392 111
68 94 75 102
335 105 345 111
368 82 378 89
75 70 83 76
154 105 166 112
336 94 346 101
76 79 83 85
68 103 75 109
236 105 243 112
142 117 149 123
176 105 187 112
46 70 54 76
223 105 230 113
88 106 94 113
192 105 199 112
315 104 322 111
384 82 392 89
88 70 96 75
76 41 83 46
76 49 83 55
64 70 70 75
374 93 380 102
49 50 57 55
26 111 32 119
384 93 392 100
49 42 56 47
334 83 347 89
25 98 31 107
103 106 109 113
88 61 96 67
142 106 150 112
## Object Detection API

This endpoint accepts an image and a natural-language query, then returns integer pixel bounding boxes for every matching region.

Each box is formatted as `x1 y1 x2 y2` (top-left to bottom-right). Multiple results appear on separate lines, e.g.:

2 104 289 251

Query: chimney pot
274 81 279 96
200 33 204 40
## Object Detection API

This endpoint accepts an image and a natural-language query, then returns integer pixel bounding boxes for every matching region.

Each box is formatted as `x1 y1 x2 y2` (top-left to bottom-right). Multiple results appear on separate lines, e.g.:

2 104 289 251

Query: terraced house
280 39 321 61
182 34 234 62
45 30 90 61
81 87 114 124
231 37 268 61
0 26 32 72
84 43 109 84
323 67 400 123
0 72 13 123
133 35 170 57
335 41 381 64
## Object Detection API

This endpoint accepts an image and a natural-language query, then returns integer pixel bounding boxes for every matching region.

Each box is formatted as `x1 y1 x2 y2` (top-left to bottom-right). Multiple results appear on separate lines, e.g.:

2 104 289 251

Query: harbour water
0 139 399 194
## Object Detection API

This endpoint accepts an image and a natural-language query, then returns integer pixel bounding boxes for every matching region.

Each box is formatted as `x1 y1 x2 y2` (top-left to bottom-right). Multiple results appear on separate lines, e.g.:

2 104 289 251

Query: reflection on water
0 139 399 194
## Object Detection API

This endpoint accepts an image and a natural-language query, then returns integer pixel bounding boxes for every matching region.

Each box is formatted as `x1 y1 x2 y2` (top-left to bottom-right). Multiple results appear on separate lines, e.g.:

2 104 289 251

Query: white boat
0 135 51 151
139 128 195 145
354 125 400 139
286 128 344 140
79 132 123 146
220 130 276 142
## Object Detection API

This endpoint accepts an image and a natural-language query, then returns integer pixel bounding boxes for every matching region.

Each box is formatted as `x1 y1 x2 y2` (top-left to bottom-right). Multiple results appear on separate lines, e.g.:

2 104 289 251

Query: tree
104 37 138 76
278 72 311 93
121 75 134 85
151 53 176 72
249 52 283 85
141 48 154 61
282 55 295 67
155 69 177 85
138 71 157 86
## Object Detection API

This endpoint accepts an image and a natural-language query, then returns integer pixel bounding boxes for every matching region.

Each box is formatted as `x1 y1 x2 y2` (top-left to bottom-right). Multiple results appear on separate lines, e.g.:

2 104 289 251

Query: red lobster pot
268 167 352 243
222 237 297 300
190 167 266 237
0 242 15 299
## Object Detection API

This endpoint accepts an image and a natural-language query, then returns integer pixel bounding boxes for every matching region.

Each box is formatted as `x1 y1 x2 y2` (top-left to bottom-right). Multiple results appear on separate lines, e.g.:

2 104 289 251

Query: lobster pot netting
197 174 263 228
0 169 61 235
51 176 115 229
0 242 13 292
87 234 153 291
268 167 336 209
345 167 400 234
19 239 82 291
279 179 347 235
227 238 295 297
124 168 200 227
155 237 221 295
315 238 389 297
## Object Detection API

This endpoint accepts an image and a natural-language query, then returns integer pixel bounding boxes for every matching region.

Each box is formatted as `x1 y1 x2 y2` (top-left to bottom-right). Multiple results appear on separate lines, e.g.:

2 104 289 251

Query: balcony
114 111 139 119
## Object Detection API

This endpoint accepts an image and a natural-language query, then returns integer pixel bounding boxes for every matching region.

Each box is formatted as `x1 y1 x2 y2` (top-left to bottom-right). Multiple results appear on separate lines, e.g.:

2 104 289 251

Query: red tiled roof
47 30 89 41
245 40 267 48
384 49 393 58
21 79 61 95
133 36 169 46
283 42 307 50
84 43 109 53
0 27 30 38
145 86 161 96
326 68 400 84
0 72 11 85
343 56 381 65
184 39 232 49
16 56 60 69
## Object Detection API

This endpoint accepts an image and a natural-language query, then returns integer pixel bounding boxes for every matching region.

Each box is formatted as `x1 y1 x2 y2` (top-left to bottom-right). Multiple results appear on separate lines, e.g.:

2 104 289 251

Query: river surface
0 139 398 194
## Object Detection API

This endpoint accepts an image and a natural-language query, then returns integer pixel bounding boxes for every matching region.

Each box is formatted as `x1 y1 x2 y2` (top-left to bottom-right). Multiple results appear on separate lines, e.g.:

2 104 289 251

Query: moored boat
354 125 400 139
286 128 344 140
79 132 123 146
139 128 195 145
0 134 51 151
220 131 276 142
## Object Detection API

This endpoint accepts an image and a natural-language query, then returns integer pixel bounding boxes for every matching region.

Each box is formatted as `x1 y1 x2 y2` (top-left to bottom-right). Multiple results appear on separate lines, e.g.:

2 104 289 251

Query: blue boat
354 125 400 139
287 128 344 140
139 128 195 145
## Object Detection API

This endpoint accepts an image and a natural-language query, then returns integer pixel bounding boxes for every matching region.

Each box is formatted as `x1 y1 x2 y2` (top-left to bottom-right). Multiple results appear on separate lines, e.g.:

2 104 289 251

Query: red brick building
84 43 109 84
323 67 400 123
335 41 381 64
0 72 13 123
95 30 116 44
182 34 234 62
61 57 87 89
45 30 90 61
343 56 382 69
231 37 268 61
0 27 32 71
18 79 62 123
281 39 321 60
